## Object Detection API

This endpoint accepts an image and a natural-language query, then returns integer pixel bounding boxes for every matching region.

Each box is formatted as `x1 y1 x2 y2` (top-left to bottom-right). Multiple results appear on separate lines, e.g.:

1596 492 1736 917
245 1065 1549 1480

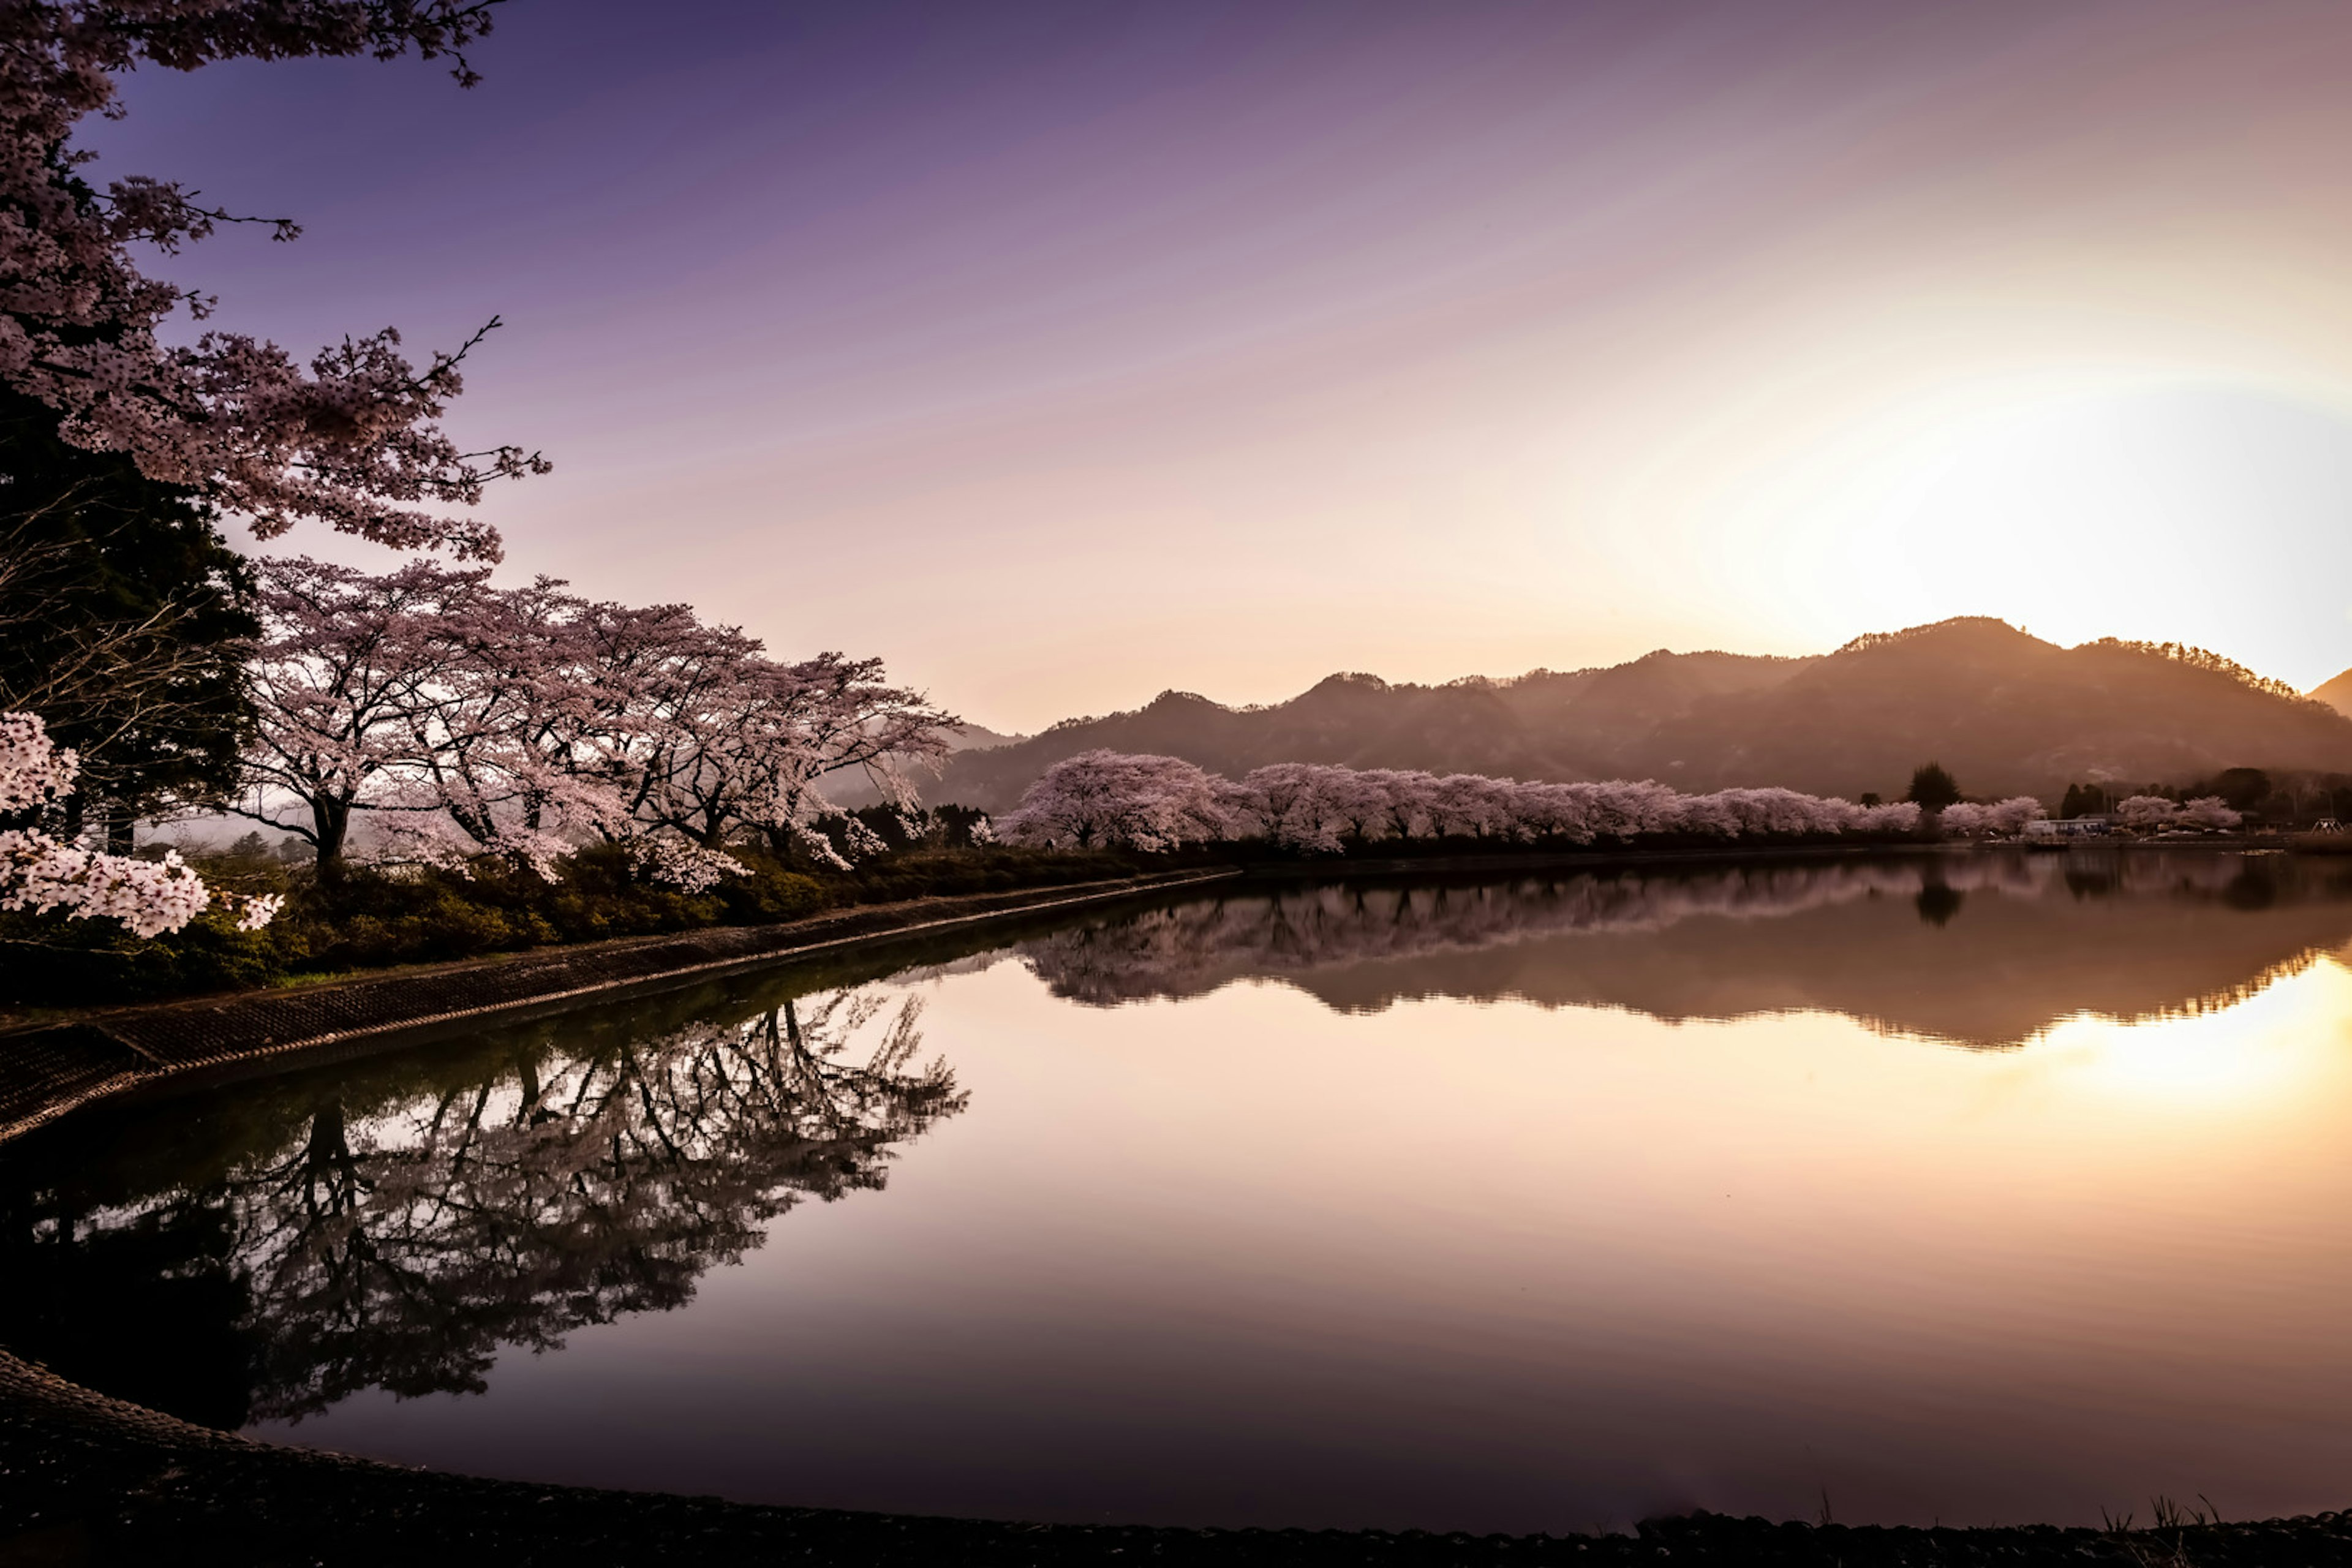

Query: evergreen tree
1905 762 1961 813
0 390 258 848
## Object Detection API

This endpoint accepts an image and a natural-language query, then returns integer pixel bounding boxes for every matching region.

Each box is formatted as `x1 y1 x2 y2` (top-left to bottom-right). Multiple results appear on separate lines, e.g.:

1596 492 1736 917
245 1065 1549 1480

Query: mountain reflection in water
11 851 2352 1532
0 984 962 1429
1017 851 2352 1047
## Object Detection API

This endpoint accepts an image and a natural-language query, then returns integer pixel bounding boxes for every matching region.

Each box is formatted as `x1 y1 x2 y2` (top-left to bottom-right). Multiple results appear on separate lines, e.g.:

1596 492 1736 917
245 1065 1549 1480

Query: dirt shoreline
4 846 2342 1566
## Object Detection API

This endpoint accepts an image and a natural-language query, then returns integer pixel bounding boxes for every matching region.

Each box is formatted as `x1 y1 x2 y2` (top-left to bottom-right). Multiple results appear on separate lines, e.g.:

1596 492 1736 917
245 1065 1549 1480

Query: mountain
943 722 1023 752
2310 668 2352 720
935 618 2352 810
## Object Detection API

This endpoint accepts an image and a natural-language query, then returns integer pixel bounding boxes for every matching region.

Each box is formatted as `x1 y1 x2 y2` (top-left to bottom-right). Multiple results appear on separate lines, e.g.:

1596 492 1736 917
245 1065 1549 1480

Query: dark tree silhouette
1913 883 1965 927
2059 782 2106 820
0 390 258 848
1905 762 1961 812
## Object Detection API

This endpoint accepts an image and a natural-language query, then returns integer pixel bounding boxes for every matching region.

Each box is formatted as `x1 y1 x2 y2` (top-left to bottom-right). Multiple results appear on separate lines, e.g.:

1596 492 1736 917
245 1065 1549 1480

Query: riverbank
6 833 2295 1017
0 867 1239 1144
0 838 2300 1137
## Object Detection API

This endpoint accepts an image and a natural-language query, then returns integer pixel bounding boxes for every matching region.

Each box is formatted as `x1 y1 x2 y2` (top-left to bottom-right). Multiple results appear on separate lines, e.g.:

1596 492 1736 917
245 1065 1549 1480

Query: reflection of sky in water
14 858 2352 1533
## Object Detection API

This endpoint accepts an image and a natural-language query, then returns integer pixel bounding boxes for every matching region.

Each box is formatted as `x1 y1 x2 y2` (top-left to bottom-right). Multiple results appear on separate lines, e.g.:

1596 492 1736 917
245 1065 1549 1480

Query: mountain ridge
934 618 2352 810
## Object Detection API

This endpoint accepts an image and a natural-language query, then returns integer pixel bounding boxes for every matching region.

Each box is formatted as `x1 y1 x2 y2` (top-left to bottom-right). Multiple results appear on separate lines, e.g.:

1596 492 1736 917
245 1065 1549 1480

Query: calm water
11 851 2352 1532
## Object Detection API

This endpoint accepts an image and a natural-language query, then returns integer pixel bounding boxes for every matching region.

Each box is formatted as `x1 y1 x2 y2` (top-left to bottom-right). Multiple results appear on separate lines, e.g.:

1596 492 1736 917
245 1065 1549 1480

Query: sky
82 0 2352 731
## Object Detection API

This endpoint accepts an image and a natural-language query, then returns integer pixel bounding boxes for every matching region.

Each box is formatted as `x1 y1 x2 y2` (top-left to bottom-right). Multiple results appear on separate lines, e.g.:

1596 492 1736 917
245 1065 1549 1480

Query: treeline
993 750 2034 853
2 552 976 953
2060 768 2352 821
236 556 958 881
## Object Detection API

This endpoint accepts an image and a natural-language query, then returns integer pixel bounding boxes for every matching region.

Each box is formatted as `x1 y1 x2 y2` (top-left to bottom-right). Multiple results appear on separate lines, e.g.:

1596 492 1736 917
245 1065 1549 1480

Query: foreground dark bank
7 1355 2352 1568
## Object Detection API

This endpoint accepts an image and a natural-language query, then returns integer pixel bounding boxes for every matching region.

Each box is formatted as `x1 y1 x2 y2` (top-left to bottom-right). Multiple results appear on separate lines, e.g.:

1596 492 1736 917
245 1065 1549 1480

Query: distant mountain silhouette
2311 668 2352 721
940 618 2352 809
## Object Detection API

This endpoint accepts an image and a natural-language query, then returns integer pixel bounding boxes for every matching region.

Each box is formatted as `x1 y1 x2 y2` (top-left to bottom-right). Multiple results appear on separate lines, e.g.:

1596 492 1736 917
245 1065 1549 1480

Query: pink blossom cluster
2116 794 2244 832
1931 797 2048 837
1000 751 1928 853
0 710 75 812
235 557 956 883
2 709 277 935
0 4 538 560
624 837 752 895
1 832 211 937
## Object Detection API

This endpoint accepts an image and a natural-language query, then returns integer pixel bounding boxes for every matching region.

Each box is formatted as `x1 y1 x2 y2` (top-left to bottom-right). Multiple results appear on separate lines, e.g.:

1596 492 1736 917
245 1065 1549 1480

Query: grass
0 837 1152 1012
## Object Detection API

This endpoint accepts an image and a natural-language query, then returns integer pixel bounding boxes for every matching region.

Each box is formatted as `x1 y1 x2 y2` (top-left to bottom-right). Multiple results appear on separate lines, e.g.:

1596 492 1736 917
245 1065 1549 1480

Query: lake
9 850 2352 1534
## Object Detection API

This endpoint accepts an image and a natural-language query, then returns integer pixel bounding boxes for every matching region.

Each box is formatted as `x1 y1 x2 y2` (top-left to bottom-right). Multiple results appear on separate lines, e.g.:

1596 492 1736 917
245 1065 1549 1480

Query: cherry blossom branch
0 2 540 558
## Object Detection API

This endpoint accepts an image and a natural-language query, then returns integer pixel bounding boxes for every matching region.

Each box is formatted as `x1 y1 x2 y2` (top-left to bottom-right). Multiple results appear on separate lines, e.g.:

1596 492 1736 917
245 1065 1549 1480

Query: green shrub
1 836 1137 1011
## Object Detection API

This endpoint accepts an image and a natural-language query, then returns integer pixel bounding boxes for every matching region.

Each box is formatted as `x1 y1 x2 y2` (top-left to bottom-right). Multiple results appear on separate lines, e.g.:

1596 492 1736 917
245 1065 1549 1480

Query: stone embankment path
0 869 1238 1144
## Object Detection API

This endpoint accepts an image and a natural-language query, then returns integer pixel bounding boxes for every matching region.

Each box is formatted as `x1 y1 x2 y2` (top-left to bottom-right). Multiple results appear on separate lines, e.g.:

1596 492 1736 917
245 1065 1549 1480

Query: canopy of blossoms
1000 750 1948 853
232 557 956 884
2116 794 2244 833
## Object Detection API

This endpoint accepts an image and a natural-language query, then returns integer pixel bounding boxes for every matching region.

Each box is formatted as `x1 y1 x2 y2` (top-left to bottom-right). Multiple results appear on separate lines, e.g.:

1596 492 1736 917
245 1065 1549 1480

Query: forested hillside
943 619 2352 808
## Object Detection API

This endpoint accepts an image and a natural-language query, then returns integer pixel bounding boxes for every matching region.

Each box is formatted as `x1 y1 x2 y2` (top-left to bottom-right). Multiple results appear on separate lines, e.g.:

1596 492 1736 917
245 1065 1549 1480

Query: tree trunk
313 797 351 880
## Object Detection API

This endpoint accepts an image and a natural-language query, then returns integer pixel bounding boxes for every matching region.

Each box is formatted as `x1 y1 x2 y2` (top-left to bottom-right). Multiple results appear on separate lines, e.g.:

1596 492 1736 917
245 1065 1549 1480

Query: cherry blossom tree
2 709 274 934
230 554 490 873
998 750 1233 851
1234 763 1357 853
1851 800 1924 833
2179 795 2242 832
1363 768 1439 842
612 624 954 870
735 653 957 861
1939 796 2045 838
1939 802 1989 836
2116 794 2180 831
371 573 654 878
1 1 543 562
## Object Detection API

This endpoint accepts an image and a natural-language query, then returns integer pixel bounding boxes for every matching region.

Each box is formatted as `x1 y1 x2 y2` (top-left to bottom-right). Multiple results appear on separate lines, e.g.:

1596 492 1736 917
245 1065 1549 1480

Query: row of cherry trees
231 557 957 885
1 544 956 932
995 750 2015 853
995 752 2264 854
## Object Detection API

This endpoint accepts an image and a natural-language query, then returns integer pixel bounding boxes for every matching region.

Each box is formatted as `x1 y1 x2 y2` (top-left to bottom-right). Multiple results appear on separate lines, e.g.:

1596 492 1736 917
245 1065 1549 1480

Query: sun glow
1672 369 2352 688
2020 953 2352 1107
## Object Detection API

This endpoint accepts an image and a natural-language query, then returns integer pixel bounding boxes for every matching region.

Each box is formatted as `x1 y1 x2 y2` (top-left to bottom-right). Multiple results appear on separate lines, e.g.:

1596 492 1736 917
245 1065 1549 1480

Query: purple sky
88 0 2352 729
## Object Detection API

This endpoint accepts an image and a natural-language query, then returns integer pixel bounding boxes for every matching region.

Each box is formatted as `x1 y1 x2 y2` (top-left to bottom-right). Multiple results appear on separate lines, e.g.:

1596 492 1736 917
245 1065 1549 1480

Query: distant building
2022 816 2109 842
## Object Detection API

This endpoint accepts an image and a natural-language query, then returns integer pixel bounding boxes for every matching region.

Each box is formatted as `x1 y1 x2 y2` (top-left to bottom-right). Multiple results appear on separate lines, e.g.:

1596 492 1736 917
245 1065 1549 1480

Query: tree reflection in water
1014 852 2352 1047
12 851 2352 1442
0 986 964 1429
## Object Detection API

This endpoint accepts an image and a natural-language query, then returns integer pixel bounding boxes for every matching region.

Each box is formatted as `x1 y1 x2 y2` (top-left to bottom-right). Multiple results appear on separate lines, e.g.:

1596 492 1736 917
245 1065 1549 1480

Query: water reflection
1017 851 2352 1046
0 985 962 1428
11 852 2352 1531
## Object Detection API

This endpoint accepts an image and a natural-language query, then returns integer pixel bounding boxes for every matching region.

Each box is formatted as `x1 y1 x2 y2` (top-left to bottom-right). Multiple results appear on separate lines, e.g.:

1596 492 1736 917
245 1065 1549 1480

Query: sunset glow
76 0 2352 728
20 7 2352 1555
